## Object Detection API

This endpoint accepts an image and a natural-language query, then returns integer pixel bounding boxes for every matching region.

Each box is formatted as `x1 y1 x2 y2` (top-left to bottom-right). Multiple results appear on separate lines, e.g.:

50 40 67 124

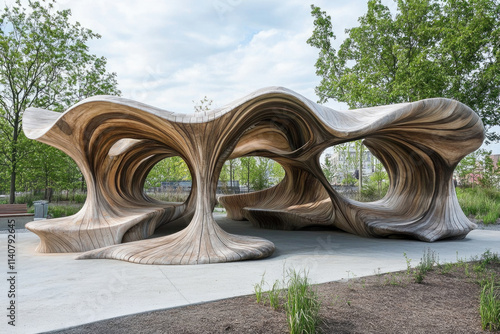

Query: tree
321 154 337 184
251 157 270 191
219 158 239 192
369 159 389 198
237 156 255 192
331 141 360 186
307 0 500 141
454 149 499 187
455 151 480 187
0 0 120 203
479 152 498 188
144 157 191 190
268 159 285 185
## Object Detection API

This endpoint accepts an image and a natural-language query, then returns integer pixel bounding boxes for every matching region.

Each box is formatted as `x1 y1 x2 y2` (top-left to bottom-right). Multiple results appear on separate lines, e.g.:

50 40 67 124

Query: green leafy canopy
0 0 120 202
308 0 500 142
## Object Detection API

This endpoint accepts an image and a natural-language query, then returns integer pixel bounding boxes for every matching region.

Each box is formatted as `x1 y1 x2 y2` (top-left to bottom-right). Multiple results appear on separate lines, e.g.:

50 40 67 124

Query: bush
147 188 190 203
15 193 45 207
48 204 82 218
456 187 500 224
73 193 87 203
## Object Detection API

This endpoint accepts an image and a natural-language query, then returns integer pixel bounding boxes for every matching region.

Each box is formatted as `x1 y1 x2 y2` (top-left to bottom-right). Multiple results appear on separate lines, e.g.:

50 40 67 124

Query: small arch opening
143 156 192 203
217 157 285 195
321 140 389 202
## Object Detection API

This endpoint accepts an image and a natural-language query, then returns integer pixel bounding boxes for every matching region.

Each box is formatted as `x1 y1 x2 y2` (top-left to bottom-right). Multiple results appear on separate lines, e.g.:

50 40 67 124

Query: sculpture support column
78 120 275 264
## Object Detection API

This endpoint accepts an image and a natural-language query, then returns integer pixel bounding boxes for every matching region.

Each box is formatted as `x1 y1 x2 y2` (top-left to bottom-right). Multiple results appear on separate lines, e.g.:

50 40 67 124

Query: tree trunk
247 160 250 193
80 172 85 192
9 109 20 204
9 135 18 204
359 143 363 194
47 187 53 203
229 160 233 193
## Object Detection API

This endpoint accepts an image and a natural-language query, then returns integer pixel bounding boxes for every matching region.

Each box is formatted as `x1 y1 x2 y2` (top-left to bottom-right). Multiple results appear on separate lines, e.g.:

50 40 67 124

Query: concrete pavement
2 214 500 333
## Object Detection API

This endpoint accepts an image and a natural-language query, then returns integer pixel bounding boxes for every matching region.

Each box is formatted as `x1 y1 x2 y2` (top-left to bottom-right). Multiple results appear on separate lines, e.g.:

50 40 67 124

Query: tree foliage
456 149 500 188
324 141 363 186
0 0 120 202
307 0 500 141
193 95 213 113
220 157 285 192
144 156 191 190
321 154 337 184
362 160 390 200
250 157 271 191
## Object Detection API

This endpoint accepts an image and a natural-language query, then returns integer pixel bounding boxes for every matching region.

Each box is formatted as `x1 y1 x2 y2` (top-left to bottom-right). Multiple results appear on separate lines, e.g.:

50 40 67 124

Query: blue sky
5 0 500 153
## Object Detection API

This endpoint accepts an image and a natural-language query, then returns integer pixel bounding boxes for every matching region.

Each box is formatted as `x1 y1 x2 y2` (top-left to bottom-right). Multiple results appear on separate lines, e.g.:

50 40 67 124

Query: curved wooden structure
23 87 484 265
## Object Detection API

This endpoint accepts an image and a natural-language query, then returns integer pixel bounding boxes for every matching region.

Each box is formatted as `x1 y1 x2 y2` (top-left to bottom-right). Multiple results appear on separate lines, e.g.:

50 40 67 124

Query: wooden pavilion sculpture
23 87 484 265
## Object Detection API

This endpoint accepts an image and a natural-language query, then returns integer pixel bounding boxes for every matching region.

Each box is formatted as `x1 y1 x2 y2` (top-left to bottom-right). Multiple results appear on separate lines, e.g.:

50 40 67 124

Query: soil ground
49 259 500 334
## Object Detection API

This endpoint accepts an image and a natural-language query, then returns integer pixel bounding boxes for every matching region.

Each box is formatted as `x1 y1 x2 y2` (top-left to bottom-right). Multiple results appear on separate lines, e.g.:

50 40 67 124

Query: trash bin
34 200 49 220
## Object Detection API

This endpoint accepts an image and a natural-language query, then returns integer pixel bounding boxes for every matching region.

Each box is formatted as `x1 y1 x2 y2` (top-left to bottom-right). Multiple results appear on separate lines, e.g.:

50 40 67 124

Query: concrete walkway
2 215 500 333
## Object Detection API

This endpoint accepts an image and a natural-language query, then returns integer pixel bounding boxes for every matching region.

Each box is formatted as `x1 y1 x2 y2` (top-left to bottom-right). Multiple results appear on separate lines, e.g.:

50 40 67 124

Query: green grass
285 270 321 334
0 193 45 207
480 276 500 331
436 249 500 331
0 191 88 207
403 248 438 284
48 204 83 218
413 248 438 283
268 279 282 310
52 192 87 203
456 187 500 224
254 275 265 304
254 269 321 334
409 249 500 330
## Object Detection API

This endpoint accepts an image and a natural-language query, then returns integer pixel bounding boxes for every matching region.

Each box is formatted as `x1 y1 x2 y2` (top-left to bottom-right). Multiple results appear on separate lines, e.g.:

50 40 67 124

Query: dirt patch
49 262 500 334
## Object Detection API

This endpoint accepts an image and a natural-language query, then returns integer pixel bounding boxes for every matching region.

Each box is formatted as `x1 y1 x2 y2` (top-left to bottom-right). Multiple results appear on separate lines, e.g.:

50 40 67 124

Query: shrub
14 193 45 207
147 189 190 203
48 205 82 218
456 187 500 224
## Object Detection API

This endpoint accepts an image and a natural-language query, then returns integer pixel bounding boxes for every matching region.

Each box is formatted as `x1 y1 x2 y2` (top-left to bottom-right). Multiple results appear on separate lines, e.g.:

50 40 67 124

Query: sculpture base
76 213 275 264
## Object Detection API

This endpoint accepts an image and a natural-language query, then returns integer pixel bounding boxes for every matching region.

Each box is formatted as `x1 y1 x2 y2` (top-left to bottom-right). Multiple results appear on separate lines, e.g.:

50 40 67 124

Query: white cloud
0 0 425 113
4 0 497 152
48 0 363 112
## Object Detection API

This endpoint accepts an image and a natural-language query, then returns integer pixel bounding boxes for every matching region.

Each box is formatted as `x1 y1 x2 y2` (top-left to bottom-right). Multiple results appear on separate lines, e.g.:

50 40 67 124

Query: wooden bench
0 204 34 217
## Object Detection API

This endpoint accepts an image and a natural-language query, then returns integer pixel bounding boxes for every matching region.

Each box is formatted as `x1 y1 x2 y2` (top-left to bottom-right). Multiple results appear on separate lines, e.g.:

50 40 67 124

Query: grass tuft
254 269 321 334
285 269 321 334
268 279 282 310
480 275 500 331
254 274 265 304
404 248 438 284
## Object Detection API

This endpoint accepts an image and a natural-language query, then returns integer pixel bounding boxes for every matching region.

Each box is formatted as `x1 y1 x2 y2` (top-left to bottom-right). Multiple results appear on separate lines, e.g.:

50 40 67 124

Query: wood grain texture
22 87 484 264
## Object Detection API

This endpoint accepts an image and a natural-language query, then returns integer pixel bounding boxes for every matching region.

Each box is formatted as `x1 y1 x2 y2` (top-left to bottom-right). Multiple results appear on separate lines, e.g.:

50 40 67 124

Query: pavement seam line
156 267 190 303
